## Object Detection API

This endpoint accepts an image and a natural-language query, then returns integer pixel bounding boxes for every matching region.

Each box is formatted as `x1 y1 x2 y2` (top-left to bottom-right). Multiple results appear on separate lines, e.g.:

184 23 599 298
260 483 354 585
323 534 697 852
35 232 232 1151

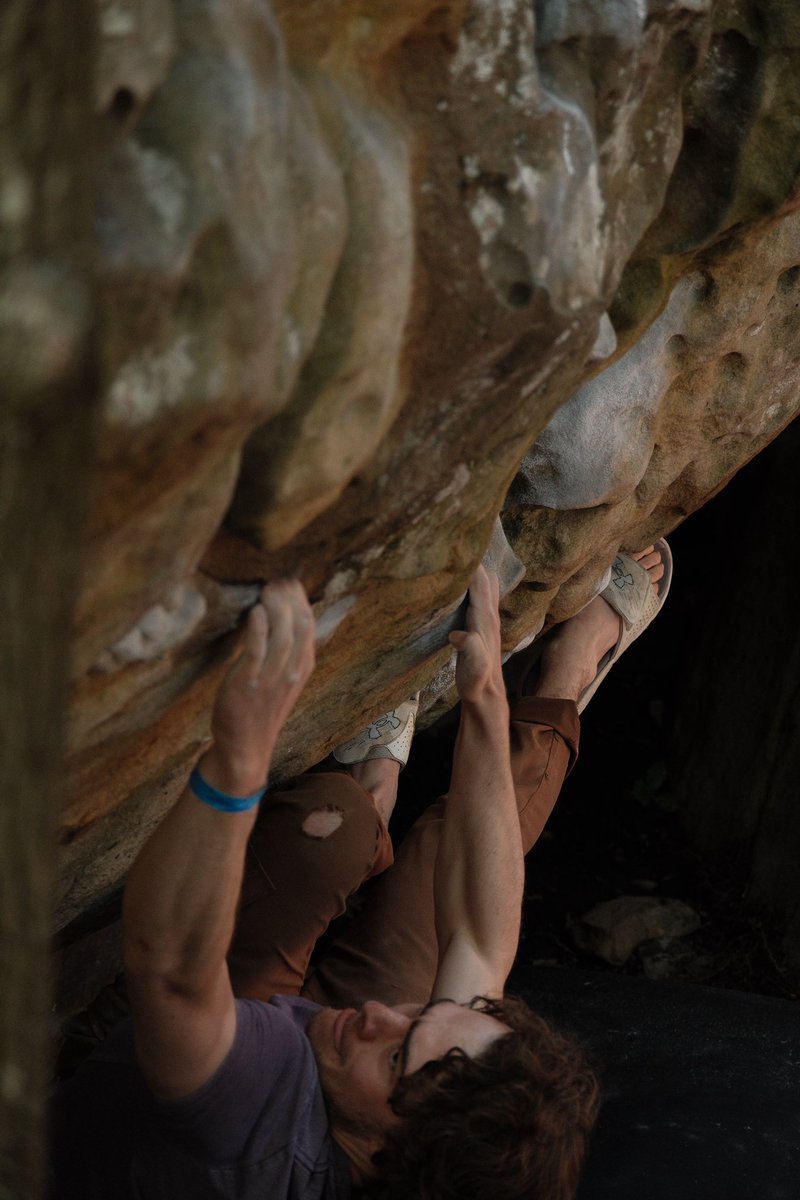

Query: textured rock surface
52 1 800 940
503 212 800 632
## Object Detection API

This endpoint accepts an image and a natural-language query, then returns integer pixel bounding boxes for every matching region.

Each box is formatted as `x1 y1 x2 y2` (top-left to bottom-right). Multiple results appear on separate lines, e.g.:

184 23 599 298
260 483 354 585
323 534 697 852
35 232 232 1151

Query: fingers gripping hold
208 580 316 786
259 582 296 679
243 603 268 688
240 579 312 691
448 566 504 704
288 607 314 684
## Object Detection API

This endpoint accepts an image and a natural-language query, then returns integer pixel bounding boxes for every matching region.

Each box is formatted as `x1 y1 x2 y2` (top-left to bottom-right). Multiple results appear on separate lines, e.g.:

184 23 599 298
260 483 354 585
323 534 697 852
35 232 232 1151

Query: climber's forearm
433 692 523 999
431 567 524 1001
122 745 267 997
122 581 315 1101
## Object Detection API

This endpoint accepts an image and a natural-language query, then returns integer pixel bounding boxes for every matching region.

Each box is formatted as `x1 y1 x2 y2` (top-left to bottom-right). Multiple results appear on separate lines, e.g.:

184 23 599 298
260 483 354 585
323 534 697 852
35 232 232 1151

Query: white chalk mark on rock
107 334 195 426
94 584 207 670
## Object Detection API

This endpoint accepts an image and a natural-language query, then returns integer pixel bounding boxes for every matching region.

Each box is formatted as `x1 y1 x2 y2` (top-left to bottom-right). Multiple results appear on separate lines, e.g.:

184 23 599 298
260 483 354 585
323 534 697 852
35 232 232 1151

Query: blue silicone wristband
189 766 266 813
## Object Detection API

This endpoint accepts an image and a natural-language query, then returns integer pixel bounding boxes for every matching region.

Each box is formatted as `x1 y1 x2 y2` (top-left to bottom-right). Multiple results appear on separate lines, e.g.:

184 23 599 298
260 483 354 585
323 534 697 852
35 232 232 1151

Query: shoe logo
367 712 401 740
611 557 634 590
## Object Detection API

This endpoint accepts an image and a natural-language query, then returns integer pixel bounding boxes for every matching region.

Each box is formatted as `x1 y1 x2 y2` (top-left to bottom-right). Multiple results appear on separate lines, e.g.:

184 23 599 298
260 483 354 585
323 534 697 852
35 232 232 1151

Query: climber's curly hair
354 994 600 1200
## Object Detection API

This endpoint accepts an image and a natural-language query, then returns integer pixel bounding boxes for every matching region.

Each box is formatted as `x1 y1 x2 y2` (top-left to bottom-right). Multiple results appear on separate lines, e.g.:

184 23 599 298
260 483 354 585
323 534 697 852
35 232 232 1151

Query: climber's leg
227 768 393 1000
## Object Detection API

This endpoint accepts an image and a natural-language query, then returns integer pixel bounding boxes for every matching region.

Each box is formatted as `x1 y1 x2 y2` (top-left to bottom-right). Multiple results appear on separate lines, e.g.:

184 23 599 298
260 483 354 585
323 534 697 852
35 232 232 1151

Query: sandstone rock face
56 0 800 935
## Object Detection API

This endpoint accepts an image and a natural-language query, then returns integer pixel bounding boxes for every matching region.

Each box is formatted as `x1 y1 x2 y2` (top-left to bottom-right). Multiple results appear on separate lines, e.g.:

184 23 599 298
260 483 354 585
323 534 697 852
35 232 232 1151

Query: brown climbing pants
227 696 580 1008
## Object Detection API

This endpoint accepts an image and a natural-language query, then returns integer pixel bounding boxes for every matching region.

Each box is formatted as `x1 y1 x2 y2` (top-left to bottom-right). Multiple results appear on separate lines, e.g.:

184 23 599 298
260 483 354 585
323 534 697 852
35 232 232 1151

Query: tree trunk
0 4 96 1195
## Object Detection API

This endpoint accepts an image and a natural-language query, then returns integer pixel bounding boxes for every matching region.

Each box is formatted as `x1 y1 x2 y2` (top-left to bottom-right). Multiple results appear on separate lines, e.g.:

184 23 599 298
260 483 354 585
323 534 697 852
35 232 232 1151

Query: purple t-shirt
51 996 351 1200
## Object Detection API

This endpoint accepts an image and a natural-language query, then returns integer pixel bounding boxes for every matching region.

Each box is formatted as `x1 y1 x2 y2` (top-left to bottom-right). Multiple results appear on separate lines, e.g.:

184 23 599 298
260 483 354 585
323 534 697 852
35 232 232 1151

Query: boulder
571 896 702 966
39 1 800 964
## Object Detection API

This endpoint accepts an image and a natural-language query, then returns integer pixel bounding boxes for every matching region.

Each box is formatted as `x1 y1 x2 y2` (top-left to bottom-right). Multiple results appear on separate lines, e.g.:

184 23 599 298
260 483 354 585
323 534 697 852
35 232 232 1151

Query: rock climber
52 542 669 1200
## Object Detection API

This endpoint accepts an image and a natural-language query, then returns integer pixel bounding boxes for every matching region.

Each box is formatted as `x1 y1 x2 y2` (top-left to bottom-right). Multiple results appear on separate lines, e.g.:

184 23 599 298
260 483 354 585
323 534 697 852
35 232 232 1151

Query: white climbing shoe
333 694 420 769
505 539 673 709
577 538 673 713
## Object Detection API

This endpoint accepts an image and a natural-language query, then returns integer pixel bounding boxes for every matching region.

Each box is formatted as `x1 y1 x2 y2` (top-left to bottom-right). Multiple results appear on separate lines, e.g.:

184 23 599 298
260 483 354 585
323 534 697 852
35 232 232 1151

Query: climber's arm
122 581 315 1101
432 566 522 1003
